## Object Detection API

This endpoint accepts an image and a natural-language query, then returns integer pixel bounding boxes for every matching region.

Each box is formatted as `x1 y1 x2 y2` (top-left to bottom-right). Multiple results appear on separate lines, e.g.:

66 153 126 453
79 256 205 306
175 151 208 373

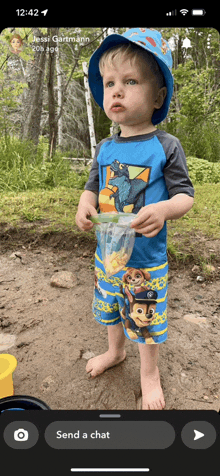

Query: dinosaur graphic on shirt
99 160 151 213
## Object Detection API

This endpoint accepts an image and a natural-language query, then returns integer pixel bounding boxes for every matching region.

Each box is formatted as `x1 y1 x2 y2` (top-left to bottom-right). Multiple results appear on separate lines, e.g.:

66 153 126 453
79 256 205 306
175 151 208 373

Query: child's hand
75 204 98 232
130 203 166 238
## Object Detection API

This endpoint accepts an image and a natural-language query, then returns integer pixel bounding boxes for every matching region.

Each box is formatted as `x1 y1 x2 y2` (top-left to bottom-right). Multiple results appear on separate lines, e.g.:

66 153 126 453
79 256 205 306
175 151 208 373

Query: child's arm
131 193 194 238
76 190 98 231
161 193 194 220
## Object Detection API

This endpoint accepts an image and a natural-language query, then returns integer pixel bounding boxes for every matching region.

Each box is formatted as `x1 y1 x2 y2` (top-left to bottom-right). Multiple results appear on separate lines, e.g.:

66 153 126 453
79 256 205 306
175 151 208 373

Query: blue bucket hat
88 28 174 125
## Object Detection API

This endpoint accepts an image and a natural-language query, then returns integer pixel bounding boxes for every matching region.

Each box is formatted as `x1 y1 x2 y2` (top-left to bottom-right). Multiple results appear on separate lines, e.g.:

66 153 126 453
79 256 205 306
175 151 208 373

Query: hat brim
135 299 157 303
88 34 173 125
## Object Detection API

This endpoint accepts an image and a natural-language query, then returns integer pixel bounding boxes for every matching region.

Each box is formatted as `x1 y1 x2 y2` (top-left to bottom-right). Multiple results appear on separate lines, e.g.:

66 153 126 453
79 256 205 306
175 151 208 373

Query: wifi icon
180 9 189 15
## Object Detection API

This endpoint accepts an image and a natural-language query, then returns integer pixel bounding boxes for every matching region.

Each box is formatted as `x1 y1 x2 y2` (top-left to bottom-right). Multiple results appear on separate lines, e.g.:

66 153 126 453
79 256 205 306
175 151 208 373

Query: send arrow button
194 430 204 441
181 421 216 449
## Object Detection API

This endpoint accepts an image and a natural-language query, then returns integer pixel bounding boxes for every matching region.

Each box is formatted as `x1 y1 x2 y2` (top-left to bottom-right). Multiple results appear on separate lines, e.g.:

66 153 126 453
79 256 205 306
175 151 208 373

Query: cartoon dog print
123 289 158 344
94 269 107 299
120 268 157 344
161 38 168 55
120 267 151 302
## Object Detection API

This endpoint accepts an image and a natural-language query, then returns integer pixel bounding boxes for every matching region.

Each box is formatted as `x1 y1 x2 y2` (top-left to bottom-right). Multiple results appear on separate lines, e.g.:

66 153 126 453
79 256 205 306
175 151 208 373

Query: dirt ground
0 224 219 411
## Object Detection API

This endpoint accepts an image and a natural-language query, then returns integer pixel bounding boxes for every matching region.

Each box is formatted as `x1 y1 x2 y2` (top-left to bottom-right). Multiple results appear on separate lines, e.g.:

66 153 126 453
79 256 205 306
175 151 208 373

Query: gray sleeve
161 133 194 199
84 141 103 193
84 154 99 193
84 137 111 193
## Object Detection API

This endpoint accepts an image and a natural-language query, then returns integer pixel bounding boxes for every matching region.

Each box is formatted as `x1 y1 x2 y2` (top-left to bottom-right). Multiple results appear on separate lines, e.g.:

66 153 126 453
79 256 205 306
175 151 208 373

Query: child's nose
113 83 124 98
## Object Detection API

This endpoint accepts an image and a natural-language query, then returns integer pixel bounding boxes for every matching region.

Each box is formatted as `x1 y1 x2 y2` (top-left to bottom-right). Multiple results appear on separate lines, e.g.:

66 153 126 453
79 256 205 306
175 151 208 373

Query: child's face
102 57 163 135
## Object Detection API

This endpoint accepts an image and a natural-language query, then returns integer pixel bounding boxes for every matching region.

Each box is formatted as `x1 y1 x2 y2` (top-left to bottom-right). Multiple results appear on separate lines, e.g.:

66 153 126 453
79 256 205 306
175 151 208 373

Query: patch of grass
0 136 90 192
167 183 220 266
0 187 82 230
167 183 220 263
168 183 220 239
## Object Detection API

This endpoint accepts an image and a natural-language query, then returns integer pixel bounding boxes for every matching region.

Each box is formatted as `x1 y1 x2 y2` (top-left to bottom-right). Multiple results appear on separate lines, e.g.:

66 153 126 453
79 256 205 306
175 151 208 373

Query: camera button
3 421 39 449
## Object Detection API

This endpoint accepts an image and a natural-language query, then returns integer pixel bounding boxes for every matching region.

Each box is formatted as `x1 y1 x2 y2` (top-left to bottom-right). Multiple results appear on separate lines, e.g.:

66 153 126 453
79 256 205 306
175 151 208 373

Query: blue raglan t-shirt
85 129 194 269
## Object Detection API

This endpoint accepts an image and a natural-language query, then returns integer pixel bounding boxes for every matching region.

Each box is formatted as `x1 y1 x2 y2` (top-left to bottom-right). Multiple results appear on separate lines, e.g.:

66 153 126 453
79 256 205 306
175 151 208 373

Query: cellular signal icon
166 9 177 15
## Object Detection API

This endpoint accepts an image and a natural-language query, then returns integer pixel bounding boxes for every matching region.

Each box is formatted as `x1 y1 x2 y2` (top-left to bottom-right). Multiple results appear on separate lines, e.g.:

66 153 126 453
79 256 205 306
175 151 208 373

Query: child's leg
138 343 165 410
86 322 126 378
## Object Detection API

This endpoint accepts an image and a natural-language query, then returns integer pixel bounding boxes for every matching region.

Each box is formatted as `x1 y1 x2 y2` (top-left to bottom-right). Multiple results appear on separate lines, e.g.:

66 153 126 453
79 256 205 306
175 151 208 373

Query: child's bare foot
141 366 165 410
86 350 126 378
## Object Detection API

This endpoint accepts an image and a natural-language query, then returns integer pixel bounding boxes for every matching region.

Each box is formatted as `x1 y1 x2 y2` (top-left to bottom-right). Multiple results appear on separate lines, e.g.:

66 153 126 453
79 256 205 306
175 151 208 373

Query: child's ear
154 87 167 110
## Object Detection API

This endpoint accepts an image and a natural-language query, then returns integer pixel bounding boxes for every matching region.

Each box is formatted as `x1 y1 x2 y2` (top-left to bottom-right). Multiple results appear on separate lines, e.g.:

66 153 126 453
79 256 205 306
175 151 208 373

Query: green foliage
186 157 220 184
0 136 89 192
159 28 220 162
170 62 220 162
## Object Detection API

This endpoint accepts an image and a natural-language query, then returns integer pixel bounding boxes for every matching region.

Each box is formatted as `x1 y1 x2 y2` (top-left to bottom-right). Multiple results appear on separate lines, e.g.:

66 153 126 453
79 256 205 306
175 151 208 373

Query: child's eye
106 81 114 88
127 79 137 85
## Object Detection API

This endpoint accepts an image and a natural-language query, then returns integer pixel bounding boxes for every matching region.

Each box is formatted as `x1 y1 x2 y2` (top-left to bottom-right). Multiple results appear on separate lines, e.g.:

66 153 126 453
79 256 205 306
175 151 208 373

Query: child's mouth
111 104 125 112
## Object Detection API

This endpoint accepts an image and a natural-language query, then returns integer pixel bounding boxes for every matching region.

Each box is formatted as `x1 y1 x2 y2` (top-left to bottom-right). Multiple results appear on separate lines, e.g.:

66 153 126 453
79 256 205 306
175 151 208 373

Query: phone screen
0 9 219 475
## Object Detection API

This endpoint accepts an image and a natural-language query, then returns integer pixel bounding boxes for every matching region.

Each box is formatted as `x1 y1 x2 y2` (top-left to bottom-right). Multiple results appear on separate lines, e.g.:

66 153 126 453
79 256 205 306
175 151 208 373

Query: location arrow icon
194 430 205 441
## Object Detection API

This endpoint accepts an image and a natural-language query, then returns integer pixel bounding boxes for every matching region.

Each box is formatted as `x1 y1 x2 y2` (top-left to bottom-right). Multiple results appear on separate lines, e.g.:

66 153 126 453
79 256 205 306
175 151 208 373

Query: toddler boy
76 28 194 410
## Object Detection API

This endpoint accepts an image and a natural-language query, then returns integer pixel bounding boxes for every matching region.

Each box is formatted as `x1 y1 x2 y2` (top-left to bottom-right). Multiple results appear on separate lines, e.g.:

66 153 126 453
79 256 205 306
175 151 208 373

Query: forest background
0 26 220 263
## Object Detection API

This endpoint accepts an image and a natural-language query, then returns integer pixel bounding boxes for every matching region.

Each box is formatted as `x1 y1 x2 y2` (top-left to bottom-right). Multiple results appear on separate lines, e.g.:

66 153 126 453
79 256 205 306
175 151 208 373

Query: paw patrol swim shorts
93 253 168 344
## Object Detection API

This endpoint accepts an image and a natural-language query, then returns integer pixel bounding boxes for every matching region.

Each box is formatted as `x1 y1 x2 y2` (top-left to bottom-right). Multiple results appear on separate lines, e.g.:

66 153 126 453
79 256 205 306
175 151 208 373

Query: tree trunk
56 43 63 148
47 27 59 158
82 61 96 158
22 28 47 145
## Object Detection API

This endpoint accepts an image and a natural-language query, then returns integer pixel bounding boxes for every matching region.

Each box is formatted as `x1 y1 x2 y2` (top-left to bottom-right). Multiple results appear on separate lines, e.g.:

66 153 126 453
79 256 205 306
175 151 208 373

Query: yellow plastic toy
0 354 17 399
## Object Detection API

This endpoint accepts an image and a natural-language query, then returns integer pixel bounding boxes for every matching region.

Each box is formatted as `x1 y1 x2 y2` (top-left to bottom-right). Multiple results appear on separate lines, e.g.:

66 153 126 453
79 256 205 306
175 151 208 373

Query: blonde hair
99 43 165 88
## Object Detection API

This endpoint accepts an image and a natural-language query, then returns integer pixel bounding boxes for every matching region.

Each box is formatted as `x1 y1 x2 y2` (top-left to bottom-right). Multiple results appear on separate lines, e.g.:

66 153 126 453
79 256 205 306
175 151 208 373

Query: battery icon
191 9 206 15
